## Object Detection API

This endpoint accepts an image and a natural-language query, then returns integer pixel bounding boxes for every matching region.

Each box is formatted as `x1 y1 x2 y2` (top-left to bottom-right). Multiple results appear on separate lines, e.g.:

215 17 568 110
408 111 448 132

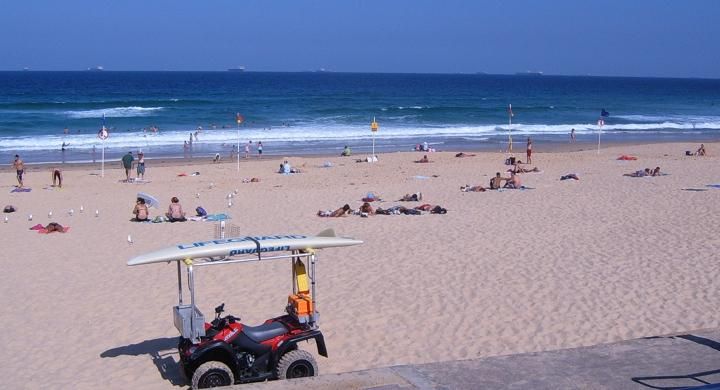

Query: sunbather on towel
461 185 486 192
399 192 422 201
317 204 351 217
504 173 522 189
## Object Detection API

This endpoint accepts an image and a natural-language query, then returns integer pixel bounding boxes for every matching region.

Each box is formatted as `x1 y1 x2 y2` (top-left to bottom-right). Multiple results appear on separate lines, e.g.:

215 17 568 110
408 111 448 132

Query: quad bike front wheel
275 349 319 380
192 361 235 389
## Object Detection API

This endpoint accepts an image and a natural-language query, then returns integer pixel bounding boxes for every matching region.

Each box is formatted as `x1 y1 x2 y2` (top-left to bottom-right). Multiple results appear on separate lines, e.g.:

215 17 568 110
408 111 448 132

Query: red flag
508 104 514 117
236 113 245 124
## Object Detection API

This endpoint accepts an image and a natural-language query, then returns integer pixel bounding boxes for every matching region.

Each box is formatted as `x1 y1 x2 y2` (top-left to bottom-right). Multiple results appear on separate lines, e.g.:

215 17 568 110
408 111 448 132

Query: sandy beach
1 141 719 389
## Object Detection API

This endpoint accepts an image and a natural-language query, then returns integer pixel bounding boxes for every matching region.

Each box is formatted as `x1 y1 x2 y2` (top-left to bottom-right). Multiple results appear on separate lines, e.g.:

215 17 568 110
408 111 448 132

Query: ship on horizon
515 70 543 76
87 66 105 72
227 66 245 72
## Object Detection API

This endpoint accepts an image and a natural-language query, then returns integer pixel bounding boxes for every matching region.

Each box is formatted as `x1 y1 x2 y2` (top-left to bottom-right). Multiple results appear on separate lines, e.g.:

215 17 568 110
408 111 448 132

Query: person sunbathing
651 167 661 176
45 222 66 233
399 192 422 201
133 198 149 221
359 202 374 216
510 162 540 174
415 155 430 163
166 197 187 222
461 185 486 192
317 204 351 217
455 152 476 158
624 168 652 177
696 144 706 156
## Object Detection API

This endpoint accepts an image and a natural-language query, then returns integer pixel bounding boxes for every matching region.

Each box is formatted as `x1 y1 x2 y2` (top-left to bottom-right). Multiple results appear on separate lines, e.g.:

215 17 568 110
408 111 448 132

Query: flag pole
237 124 240 172
101 141 105 177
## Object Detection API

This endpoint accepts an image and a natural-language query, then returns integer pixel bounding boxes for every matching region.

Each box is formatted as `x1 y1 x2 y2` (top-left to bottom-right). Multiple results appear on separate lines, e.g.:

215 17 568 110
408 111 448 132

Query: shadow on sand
101 337 186 386
632 334 720 389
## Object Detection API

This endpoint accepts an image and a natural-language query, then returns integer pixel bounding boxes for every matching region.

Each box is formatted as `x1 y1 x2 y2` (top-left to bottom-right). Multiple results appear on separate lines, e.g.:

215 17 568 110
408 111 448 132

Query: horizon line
1 69 718 81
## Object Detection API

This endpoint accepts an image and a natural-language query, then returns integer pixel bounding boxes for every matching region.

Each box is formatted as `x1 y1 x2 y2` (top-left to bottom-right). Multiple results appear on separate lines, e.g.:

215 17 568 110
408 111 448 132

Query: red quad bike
126 231 362 389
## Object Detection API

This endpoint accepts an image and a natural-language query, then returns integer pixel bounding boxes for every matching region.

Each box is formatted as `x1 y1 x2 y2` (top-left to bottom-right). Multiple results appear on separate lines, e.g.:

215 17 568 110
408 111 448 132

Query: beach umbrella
137 192 160 208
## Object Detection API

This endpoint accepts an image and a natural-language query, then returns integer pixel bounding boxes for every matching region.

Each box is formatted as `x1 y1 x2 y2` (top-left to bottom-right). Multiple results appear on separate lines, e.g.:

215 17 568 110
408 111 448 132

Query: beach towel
177 173 188 177
617 155 638 161
706 184 720 189
205 214 230 221
11 188 31 193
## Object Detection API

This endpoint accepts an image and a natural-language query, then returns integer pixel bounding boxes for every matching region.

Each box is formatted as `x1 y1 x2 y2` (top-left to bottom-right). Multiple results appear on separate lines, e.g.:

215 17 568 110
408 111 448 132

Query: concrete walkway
239 328 720 389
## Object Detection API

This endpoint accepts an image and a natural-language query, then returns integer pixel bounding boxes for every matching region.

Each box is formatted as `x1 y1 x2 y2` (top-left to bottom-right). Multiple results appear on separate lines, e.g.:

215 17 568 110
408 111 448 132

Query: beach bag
195 206 207 217
3 205 16 213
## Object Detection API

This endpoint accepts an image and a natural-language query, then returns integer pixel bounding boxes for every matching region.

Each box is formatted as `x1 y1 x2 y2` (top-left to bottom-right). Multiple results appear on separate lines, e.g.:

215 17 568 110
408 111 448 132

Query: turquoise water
1 71 718 162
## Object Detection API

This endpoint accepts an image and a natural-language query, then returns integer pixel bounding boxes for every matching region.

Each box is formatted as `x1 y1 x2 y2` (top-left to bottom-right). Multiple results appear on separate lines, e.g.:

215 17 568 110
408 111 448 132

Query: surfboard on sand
128 229 362 266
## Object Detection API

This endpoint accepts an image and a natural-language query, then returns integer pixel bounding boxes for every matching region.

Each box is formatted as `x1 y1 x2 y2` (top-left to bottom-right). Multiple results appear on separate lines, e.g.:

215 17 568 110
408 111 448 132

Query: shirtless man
13 155 24 187
504 172 522 189
489 172 505 190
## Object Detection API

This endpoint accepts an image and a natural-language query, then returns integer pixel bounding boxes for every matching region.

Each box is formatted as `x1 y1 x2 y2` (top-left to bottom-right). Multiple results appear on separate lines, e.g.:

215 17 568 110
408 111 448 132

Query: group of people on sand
133 196 186 222
121 151 146 182
12 154 65 189
278 160 301 174
462 171 524 192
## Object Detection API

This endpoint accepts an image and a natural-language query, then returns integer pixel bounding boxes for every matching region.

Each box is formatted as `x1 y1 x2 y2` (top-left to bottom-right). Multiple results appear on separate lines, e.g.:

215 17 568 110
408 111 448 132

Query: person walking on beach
257 141 263 158
570 128 576 143
121 151 134 182
526 137 533 164
13 154 25 188
136 152 146 180
245 141 252 159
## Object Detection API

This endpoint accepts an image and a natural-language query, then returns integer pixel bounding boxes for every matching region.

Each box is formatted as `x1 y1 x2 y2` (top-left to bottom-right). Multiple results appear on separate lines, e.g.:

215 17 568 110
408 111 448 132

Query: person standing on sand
136 152 146 180
245 141 252 159
526 137 533 164
121 151 134 182
570 128 576 143
13 154 25 188
257 141 263 158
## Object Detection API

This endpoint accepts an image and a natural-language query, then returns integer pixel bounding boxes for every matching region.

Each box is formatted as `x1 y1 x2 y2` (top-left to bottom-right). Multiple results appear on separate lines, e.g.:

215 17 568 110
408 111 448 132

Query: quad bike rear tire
192 361 235 389
275 349 318 380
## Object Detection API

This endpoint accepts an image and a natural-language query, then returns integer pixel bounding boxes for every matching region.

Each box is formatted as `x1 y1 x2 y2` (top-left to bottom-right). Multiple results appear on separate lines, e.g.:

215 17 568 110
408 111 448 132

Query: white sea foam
63 106 164 119
1 120 718 152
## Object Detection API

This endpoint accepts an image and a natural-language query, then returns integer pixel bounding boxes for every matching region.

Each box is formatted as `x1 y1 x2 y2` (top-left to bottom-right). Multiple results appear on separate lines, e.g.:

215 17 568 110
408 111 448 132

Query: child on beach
136 152 146 180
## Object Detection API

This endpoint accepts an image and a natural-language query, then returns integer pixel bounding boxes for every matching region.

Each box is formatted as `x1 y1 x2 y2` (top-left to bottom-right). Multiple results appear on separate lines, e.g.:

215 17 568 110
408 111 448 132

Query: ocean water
1 71 719 163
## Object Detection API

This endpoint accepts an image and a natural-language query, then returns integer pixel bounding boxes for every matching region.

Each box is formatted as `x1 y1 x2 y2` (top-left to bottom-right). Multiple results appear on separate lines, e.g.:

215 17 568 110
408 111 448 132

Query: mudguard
187 340 238 375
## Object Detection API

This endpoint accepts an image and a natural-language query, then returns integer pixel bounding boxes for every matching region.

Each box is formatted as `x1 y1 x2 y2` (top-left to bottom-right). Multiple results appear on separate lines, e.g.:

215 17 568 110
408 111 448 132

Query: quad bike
127 231 362 388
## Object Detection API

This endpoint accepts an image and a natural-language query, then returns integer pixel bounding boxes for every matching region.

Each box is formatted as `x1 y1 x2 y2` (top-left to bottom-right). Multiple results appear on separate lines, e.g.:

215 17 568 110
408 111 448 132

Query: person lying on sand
415 155 431 163
317 204 352 217
359 202 374 216
510 162 540 174
461 185 486 192
133 198 149 221
44 222 66 233
560 174 579 180
399 192 423 201
624 167 663 177
455 152 476 158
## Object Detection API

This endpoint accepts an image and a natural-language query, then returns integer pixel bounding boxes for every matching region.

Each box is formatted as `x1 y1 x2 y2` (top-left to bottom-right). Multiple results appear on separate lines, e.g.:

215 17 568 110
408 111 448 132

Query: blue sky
1 0 718 78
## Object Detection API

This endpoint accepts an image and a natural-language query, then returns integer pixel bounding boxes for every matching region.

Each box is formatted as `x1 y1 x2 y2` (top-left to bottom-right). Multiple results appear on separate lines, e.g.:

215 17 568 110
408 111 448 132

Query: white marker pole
237 123 240 173
101 140 105 178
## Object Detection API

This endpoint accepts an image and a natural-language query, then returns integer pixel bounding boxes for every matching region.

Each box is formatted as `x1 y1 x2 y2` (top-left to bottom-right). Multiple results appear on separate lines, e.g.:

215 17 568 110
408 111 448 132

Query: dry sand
1 142 719 389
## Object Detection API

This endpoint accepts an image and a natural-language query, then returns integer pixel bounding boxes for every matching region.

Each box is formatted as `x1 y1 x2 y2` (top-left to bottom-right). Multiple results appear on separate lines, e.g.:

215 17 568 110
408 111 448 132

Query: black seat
242 322 288 343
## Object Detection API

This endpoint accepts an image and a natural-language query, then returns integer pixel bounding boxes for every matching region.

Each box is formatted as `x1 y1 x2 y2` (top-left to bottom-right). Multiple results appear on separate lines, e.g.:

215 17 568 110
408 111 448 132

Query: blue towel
706 184 720 189
10 187 31 193
205 214 231 221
